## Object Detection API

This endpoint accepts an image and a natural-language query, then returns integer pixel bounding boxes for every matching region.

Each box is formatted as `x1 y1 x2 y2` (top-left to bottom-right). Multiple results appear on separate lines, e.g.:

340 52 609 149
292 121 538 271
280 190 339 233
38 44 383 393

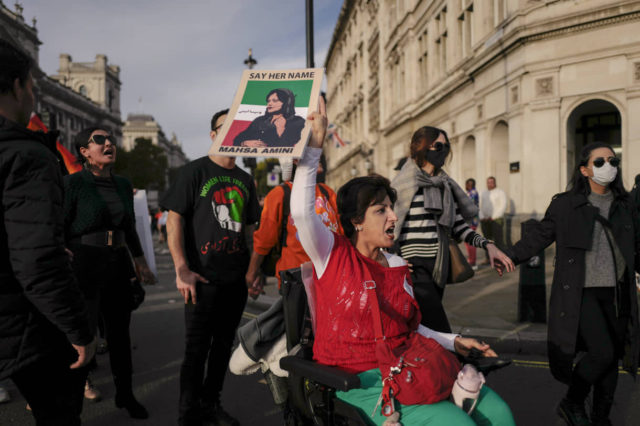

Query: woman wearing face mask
391 127 514 333
505 142 640 426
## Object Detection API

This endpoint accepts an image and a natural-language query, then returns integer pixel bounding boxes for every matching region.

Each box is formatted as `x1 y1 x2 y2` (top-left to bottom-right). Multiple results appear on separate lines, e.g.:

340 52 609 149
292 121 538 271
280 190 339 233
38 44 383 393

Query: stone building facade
122 114 188 169
0 2 122 150
324 0 640 234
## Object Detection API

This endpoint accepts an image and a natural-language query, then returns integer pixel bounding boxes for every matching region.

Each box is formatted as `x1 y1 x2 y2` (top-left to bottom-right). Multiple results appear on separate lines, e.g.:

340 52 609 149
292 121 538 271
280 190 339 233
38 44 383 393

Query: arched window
78 85 87 97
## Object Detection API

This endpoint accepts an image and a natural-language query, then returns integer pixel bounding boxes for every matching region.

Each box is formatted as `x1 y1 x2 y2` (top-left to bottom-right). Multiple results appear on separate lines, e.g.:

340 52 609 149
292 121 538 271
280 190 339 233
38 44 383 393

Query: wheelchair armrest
280 356 361 392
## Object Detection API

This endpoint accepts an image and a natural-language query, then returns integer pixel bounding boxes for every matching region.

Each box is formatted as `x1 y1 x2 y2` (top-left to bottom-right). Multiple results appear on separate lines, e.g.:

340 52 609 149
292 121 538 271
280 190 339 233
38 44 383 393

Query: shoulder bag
363 266 461 416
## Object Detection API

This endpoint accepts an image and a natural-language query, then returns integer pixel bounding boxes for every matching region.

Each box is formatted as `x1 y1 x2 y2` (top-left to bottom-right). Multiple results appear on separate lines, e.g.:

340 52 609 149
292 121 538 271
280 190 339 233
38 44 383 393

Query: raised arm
290 102 334 277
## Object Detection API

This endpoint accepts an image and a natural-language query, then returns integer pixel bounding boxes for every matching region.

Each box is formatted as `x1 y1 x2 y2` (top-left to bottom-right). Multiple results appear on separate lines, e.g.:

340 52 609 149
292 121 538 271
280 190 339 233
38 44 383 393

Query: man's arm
166 210 208 304
5 146 95 367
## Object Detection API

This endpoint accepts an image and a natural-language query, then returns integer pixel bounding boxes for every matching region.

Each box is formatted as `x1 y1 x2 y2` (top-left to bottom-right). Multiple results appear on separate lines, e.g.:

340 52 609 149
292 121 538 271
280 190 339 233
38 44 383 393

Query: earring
356 225 362 232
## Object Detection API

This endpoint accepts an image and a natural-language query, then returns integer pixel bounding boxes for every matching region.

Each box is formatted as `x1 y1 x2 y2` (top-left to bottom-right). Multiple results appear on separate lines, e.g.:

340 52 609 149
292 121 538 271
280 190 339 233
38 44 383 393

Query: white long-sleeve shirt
290 147 459 351
479 188 507 220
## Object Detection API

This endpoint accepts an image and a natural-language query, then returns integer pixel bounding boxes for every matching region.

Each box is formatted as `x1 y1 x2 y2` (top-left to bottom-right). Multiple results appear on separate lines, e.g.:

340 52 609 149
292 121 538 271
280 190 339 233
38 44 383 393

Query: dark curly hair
265 88 296 118
337 174 397 239
73 126 104 164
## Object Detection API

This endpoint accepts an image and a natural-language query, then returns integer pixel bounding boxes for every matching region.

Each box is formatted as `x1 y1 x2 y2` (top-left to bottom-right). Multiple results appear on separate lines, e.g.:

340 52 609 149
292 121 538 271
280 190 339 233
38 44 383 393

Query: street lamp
243 48 257 69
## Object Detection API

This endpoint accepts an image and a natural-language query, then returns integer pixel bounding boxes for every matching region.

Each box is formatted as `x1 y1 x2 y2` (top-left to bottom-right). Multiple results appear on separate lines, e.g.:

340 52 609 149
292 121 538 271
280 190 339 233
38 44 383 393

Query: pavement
247 247 554 356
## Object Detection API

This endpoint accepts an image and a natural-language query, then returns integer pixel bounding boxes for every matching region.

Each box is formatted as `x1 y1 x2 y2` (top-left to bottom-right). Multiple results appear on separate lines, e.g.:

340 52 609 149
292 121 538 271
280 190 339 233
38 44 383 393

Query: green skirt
336 369 516 426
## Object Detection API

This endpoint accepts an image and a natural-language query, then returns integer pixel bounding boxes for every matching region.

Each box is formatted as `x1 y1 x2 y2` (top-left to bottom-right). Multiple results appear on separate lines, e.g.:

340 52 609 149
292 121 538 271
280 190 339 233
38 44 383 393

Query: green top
63 169 143 257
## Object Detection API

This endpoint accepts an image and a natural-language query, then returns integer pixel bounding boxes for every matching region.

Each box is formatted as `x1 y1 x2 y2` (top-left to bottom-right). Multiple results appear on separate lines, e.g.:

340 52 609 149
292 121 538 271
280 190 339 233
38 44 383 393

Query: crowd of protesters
1 37 639 426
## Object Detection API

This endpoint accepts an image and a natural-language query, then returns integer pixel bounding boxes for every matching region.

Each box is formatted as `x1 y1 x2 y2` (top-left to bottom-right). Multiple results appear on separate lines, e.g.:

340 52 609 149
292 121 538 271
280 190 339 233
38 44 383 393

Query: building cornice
325 0 356 69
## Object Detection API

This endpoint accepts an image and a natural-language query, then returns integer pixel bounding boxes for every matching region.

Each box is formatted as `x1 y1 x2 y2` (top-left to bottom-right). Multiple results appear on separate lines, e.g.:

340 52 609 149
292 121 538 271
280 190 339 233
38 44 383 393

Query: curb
246 295 549 356
452 325 547 356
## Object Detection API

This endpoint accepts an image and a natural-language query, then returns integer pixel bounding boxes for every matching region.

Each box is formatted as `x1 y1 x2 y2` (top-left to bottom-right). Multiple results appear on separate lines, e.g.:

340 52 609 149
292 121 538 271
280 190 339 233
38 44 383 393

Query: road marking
511 359 639 375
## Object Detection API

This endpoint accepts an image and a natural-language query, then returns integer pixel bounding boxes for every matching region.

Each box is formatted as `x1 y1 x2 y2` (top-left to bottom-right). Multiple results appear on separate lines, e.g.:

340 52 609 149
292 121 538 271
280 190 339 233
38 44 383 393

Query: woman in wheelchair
289 102 516 425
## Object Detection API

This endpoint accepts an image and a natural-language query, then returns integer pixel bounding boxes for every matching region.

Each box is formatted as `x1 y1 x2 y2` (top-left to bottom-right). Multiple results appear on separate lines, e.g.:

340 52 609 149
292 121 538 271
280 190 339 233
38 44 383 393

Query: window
417 28 429 91
494 0 506 26
458 1 474 59
435 6 448 76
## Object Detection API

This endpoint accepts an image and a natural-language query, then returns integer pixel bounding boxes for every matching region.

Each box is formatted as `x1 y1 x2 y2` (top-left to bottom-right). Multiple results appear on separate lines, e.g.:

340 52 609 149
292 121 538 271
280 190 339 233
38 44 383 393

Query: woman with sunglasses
505 142 640 425
64 127 156 419
391 127 514 333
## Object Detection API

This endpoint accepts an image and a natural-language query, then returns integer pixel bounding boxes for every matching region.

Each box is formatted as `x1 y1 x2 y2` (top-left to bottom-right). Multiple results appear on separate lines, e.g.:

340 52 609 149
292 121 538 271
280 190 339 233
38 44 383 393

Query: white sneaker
0 386 10 403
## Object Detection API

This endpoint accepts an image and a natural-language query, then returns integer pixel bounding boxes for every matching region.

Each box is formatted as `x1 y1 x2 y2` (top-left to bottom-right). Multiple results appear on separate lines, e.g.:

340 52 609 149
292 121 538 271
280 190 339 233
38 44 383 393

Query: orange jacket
253 182 342 287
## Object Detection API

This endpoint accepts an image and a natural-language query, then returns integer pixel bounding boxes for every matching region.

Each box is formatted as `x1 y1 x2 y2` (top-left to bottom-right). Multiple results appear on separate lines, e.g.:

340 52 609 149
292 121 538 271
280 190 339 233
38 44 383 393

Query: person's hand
242 140 267 148
272 115 286 137
70 338 97 369
407 262 414 273
64 247 74 262
247 275 264 300
176 265 208 304
486 244 515 276
454 337 497 358
307 96 327 149
136 263 157 285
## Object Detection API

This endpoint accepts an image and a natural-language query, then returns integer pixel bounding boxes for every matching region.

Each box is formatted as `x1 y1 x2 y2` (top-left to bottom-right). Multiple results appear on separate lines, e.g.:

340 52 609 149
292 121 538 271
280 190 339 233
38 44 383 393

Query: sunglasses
89 134 116 145
431 142 451 152
592 157 620 168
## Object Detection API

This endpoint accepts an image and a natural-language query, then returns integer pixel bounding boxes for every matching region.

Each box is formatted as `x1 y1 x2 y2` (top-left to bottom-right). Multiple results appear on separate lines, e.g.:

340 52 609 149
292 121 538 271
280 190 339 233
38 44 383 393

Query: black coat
507 191 640 384
0 115 92 379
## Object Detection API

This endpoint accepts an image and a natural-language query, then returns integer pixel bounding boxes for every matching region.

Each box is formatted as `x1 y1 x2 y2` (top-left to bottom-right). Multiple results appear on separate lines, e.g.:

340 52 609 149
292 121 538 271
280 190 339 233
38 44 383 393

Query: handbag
130 277 146 310
363 266 461 416
448 237 474 283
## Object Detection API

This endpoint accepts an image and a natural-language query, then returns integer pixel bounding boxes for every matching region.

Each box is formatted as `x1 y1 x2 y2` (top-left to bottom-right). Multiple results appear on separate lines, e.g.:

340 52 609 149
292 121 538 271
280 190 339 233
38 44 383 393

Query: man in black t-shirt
162 109 259 426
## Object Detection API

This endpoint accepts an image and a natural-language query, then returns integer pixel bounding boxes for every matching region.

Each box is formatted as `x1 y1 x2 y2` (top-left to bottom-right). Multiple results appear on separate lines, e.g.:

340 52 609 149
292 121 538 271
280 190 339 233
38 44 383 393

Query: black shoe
557 398 590 426
115 394 149 419
202 401 239 426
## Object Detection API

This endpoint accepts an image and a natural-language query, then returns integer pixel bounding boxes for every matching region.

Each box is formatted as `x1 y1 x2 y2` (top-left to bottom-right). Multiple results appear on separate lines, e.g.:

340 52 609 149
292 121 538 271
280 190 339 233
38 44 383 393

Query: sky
19 0 344 161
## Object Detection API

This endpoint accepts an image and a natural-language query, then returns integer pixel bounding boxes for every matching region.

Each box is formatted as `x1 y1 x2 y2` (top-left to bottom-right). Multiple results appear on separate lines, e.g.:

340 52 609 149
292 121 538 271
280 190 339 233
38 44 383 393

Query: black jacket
0 115 92 379
507 191 640 384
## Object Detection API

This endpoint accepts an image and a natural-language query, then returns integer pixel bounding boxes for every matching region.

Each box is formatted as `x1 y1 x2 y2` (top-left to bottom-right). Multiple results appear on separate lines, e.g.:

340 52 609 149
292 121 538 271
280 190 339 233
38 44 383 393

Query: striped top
399 191 486 259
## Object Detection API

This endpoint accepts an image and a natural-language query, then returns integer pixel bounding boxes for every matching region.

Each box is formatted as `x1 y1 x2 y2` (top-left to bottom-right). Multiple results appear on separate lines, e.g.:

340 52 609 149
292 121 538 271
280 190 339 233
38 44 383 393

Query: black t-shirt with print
161 157 259 280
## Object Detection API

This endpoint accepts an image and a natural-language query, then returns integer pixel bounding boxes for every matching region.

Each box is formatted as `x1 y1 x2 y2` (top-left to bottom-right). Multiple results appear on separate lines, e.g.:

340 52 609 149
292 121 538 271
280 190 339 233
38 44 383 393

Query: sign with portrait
209 68 324 159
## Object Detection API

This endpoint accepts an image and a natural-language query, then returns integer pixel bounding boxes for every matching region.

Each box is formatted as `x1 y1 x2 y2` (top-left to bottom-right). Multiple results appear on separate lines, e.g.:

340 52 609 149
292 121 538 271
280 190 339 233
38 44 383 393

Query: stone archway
489 121 509 196
566 99 621 179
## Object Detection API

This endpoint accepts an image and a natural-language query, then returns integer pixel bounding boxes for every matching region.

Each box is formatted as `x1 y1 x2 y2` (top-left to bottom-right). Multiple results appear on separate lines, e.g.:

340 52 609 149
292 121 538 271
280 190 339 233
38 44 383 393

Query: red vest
312 234 421 373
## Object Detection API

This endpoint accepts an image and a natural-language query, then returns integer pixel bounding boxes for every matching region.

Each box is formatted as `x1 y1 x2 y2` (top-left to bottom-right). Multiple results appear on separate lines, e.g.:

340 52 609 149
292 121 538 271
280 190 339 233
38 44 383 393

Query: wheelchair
278 266 370 425
277 266 511 426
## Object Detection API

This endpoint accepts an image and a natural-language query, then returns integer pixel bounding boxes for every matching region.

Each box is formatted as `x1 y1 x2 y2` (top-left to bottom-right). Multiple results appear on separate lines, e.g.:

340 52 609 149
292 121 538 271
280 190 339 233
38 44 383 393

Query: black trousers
79 247 136 397
178 279 248 425
568 287 625 417
11 344 88 426
407 256 452 333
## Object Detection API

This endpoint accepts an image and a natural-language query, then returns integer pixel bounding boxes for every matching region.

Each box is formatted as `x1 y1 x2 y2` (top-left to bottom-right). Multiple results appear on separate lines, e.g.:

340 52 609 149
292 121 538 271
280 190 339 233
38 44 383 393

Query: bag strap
279 183 291 248
362 264 385 341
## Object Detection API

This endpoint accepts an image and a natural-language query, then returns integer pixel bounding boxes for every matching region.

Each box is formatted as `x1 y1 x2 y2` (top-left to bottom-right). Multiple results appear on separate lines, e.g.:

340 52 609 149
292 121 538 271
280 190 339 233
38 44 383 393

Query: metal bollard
517 220 547 323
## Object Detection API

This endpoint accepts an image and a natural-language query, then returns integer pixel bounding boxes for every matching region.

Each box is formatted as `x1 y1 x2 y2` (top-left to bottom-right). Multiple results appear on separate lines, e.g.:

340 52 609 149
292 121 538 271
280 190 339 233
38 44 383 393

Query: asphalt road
1 249 638 425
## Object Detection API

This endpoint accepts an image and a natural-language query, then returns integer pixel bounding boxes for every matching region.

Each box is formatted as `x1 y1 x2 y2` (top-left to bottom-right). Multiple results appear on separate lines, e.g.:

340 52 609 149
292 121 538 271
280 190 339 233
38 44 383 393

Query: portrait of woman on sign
233 88 305 148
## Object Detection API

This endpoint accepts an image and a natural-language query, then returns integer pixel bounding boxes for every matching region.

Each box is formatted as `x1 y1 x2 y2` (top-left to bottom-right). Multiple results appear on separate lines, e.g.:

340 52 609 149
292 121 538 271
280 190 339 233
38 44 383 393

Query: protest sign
209 68 324 159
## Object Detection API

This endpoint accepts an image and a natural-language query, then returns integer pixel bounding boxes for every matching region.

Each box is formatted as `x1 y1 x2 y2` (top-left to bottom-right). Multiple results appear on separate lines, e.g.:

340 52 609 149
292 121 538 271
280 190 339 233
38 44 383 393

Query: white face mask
591 162 618 186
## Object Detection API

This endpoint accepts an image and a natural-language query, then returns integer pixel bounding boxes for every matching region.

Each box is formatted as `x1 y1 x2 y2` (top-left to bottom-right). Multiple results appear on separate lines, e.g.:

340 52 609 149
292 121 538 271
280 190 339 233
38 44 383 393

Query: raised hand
307 96 327 149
